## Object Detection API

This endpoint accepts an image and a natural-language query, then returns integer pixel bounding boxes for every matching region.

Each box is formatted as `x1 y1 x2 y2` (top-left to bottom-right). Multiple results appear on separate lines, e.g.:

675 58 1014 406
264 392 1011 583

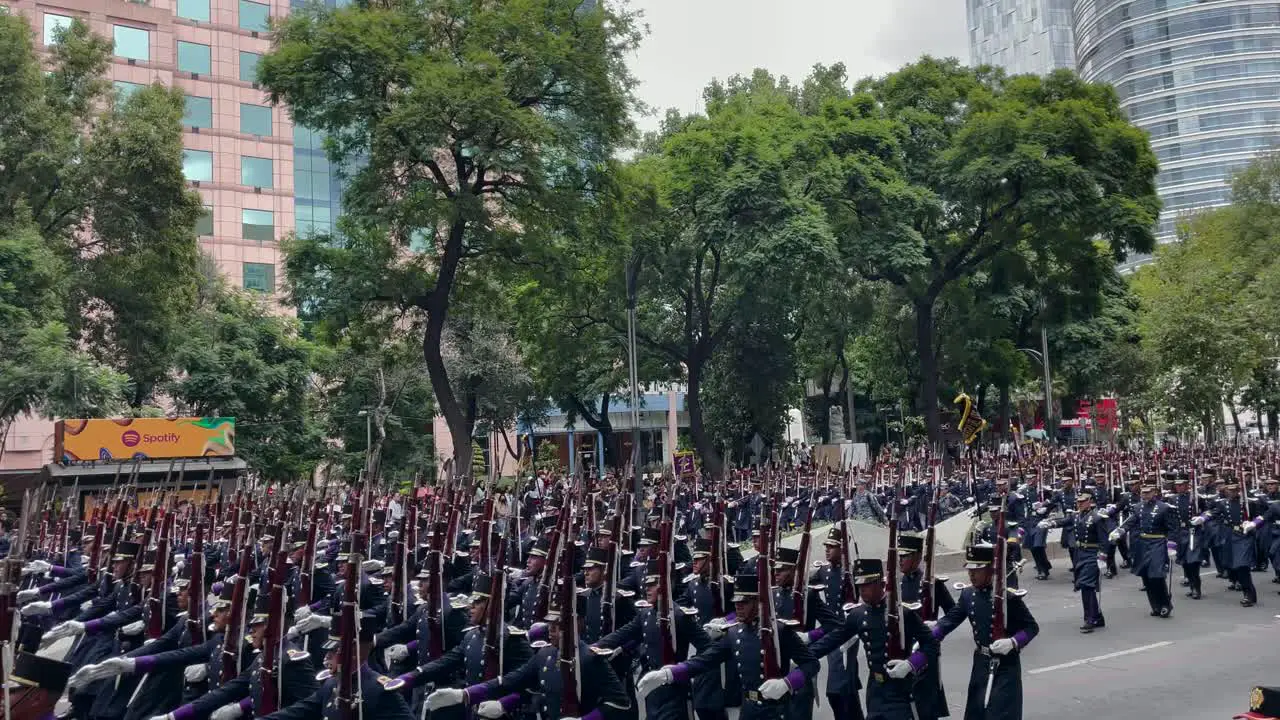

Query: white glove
637 667 673 697
101 657 136 675
1037 521 1051 530
148 714 175 720
1108 530 1121 543
796 631 810 645
426 688 466 710
294 613 332 634
81 600 93 612
121 620 145 635
385 644 409 664
17 588 40 603
885 659 913 679
53 694 72 718
23 560 52 575
294 606 313 623
1190 516 1205 526
44 620 85 643
924 620 937 630
1243 520 1256 534
22 600 53 617
210 702 244 720
183 664 207 683
990 638 1016 655
703 622 726 640
476 700 506 718
759 678 793 700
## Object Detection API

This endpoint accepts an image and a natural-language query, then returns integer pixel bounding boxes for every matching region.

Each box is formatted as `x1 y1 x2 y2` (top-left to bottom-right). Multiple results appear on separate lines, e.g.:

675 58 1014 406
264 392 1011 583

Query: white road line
1028 641 1173 675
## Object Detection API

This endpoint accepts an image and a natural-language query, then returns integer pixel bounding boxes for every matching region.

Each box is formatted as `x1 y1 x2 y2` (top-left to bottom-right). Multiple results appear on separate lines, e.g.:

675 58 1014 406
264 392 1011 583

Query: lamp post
1017 346 1053 445
625 254 643 524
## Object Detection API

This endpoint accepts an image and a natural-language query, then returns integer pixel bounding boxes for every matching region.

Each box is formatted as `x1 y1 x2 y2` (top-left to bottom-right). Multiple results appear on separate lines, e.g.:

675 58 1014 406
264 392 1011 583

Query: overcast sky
626 0 970 131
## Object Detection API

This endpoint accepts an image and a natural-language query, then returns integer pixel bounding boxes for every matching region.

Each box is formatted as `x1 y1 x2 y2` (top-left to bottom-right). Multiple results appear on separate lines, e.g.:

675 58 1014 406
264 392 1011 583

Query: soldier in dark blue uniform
150 590 318 720
678 539 736 720
426 590 632 720
257 613 414 720
771 547 820 720
808 558 937 720
396 571 533 718
1168 475 1208 600
1113 483 1178 617
1039 490 1107 632
634 573 820 720
371 559 468 669
807 526 862 720
897 533 953 719
1202 482 1260 606
931 544 1039 720
507 536 551 628
595 559 711 720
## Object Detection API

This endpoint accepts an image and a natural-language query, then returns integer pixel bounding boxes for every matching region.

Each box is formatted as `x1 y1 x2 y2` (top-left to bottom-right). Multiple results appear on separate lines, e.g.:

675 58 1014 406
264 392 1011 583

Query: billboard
55 417 235 463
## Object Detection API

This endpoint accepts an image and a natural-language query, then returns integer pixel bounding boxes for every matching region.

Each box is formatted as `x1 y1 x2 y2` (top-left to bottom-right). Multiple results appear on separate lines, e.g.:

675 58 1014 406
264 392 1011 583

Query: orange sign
56 418 235 463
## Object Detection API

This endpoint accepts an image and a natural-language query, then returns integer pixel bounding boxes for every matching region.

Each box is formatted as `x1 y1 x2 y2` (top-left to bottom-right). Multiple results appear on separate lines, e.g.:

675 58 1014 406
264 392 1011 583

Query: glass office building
968 0 1077 75
1075 0 1280 242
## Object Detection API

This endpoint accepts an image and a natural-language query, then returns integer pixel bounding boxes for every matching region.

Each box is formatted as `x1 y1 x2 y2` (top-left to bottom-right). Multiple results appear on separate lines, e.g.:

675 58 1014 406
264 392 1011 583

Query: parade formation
1 441 1278 720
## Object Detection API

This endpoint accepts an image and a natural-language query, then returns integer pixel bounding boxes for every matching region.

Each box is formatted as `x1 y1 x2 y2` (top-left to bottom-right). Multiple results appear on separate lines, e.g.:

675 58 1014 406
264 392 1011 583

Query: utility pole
626 255 643 525
1040 315 1053 446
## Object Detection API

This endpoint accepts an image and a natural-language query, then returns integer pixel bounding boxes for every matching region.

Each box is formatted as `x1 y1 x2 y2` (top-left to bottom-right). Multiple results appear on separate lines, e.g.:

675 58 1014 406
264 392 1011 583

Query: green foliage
260 0 643 471
0 13 202 429
535 440 562 473
167 279 325 483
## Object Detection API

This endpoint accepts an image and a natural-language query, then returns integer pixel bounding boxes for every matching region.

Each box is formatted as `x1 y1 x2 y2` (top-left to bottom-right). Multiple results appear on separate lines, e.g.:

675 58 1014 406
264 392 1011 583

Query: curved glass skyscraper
1075 0 1280 241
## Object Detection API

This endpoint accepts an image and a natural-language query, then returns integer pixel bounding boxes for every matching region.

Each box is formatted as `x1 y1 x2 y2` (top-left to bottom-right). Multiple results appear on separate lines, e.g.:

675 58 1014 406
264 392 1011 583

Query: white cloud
625 0 968 131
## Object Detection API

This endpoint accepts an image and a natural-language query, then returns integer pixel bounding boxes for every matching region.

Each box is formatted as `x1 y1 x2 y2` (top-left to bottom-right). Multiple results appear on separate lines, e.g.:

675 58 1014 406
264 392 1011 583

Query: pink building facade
4 0 300 471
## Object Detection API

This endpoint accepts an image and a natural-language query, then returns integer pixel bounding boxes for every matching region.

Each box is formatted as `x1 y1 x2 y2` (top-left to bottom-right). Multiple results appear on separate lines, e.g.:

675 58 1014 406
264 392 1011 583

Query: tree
0 17 203 407
837 59 1159 441
260 0 642 474
167 279 325 483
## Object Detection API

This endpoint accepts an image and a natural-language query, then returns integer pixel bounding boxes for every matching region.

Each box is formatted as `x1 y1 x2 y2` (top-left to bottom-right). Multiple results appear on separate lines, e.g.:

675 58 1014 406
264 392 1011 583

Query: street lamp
1017 346 1053 444
625 254 643 524
357 409 372 479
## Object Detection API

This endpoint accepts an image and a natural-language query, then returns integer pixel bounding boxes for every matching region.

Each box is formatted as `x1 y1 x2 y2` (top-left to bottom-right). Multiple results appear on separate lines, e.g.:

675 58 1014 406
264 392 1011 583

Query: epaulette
1007 588 1028 598
286 649 310 662
900 601 922 612
378 675 406 691
315 669 333 682
811 561 827 568
679 606 698 616
616 589 636 598
450 598 470 610
507 626 526 636
778 618 800 628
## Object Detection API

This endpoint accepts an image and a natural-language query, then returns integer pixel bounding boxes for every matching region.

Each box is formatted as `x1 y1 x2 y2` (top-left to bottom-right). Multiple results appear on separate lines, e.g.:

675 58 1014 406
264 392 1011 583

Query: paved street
810 567 1279 720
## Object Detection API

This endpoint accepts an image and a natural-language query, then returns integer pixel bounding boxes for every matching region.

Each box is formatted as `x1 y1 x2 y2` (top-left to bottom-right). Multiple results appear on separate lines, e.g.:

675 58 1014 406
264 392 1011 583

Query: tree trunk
422 221 473 477
914 299 942 445
685 361 723 479
998 383 1011 442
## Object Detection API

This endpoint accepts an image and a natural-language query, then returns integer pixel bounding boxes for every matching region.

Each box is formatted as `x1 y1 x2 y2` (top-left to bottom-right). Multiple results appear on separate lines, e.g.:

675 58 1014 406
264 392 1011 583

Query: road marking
1028 641 1173 675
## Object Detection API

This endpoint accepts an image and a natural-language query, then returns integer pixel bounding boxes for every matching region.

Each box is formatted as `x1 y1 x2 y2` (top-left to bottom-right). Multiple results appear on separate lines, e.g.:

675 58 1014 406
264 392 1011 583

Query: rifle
219 542 252 685
791 500 813 626
708 502 725 618
297 504 319 608
600 512 623 636
336 532 365 720
187 524 207 646
145 512 175 640
424 521 447 661
984 494 1010 710
655 518 676 667
482 532 509 681
257 547 289 715
557 511 582 718
885 477 907 661
758 506 782 680
920 476 942 620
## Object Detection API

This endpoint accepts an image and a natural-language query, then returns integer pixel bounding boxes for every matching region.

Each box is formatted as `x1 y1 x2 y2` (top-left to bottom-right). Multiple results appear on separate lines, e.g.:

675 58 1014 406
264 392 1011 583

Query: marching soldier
1169 475 1207 600
808 558 937 720
897 532 953 719
1201 482 1260 606
635 573 821 720
807 526 862 720
1039 489 1107 632
678 539 736 720
932 544 1039 720
1111 483 1178 618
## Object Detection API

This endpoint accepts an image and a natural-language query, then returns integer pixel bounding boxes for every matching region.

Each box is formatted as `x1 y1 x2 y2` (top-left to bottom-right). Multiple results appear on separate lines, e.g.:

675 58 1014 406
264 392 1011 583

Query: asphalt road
808 565 1280 720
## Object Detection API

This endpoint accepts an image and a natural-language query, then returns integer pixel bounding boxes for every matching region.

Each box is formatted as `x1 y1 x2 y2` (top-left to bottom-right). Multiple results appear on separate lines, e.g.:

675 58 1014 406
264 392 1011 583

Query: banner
672 451 695 477
56 417 235 463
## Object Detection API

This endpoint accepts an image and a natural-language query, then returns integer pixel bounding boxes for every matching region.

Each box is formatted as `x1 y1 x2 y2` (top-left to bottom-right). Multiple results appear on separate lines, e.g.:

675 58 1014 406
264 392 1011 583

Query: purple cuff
724 612 736 623
38 582 56 594
464 684 489 705
308 600 326 611
806 628 825 642
907 651 926 673
211 582 224 595
172 704 196 720
51 566 71 578
396 670 417 687
528 624 547 643
669 662 690 684
51 598 67 612
405 640 418 653
84 619 104 634
134 656 157 673
582 709 604 720
784 668 806 691
1012 631 1029 649
237 698 253 713
1254 516 1265 525
930 625 944 641
1166 541 1177 551
499 693 522 712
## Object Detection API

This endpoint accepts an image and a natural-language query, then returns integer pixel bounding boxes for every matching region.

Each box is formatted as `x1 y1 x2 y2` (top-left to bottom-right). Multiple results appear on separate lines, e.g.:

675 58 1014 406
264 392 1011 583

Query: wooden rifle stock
219 546 253 685
146 514 175 640
792 502 813 626
336 532 365 720
758 511 782 680
187 525 207 646
557 507 581 718
257 548 289 715
656 518 676 667
885 479 906 660
482 533 509 681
